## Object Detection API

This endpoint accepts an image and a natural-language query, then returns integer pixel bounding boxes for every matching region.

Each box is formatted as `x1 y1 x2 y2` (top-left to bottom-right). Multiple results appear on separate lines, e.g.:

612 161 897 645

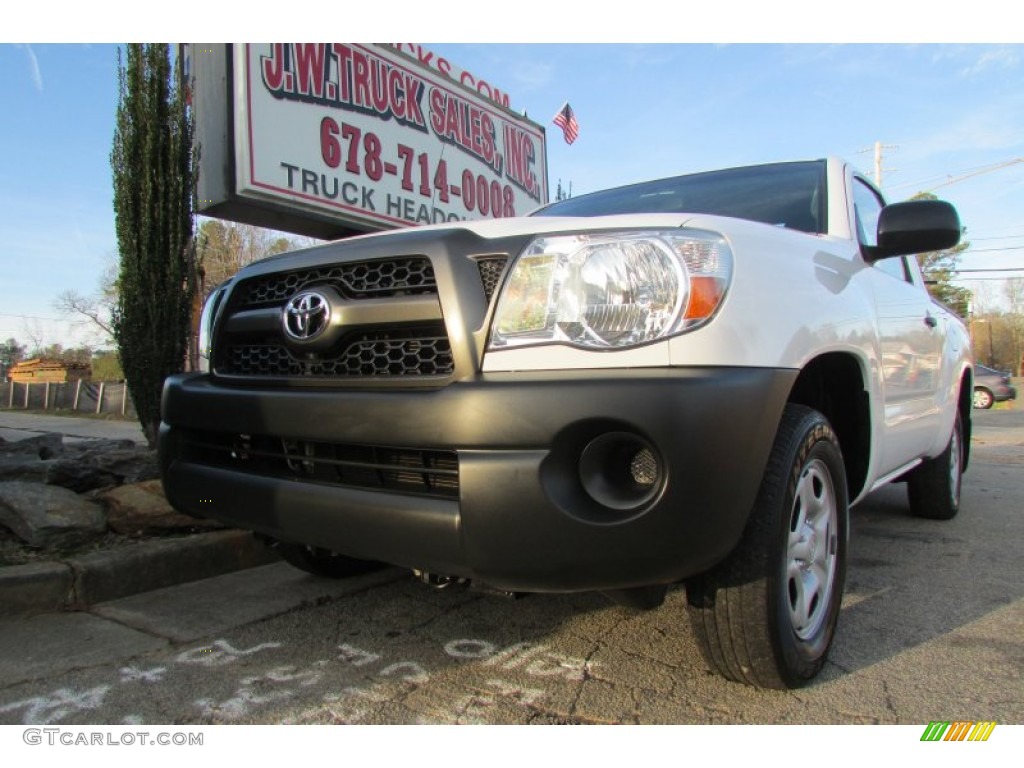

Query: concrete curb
0 530 279 618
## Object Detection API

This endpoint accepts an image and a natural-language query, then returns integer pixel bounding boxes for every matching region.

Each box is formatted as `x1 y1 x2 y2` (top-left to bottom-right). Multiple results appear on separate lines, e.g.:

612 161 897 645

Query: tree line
3 217 314 386
913 191 1022 376
969 277 1024 377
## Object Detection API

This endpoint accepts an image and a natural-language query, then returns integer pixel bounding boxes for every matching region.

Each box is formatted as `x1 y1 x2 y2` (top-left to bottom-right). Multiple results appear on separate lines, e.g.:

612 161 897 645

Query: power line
952 276 1024 282
967 235 1024 242
953 268 1024 273
887 158 1024 193
970 223 1024 235
0 312 76 323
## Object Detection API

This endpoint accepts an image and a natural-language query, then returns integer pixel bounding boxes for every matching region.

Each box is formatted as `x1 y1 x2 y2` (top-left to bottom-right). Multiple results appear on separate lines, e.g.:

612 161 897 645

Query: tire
267 539 382 579
973 388 994 410
907 411 963 521
686 404 849 689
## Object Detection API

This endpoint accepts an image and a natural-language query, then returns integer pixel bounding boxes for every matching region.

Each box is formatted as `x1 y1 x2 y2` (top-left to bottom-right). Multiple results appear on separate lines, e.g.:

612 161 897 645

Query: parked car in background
973 364 1017 409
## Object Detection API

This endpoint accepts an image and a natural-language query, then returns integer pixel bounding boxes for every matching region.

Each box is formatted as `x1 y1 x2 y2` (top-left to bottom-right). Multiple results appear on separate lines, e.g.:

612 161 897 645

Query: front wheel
686 404 849 689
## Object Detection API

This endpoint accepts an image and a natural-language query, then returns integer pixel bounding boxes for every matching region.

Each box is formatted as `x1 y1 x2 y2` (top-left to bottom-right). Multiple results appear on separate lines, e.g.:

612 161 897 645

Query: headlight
489 229 732 350
197 284 228 369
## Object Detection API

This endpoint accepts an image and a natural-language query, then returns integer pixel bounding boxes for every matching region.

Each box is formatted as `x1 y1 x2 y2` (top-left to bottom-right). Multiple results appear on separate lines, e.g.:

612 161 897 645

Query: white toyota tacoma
160 158 973 688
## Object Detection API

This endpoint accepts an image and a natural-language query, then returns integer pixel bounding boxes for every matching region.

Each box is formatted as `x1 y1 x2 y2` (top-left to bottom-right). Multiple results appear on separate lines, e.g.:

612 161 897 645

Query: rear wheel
907 411 963 520
686 404 848 689
267 539 382 579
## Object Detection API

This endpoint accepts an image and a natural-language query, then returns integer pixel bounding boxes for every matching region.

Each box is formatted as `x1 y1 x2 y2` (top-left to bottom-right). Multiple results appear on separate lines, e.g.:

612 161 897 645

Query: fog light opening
630 447 659 486
579 432 663 511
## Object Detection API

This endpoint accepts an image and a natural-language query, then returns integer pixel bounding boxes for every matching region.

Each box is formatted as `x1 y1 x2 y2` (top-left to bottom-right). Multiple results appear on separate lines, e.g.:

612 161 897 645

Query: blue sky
2 35 1023 348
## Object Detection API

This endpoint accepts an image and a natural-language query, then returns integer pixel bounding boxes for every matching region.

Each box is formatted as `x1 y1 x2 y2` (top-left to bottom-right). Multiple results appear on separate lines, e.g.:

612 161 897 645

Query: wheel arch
960 368 973 472
786 352 871 501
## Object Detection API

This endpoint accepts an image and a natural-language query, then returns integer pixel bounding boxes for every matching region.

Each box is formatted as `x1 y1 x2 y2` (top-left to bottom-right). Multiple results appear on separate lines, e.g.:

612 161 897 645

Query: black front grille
221 325 453 378
477 257 508 303
216 254 451 382
238 257 436 307
214 251 509 383
183 431 459 498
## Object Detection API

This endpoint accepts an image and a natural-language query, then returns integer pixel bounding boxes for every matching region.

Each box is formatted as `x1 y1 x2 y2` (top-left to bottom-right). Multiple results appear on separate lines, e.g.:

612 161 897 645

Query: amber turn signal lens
684 275 726 320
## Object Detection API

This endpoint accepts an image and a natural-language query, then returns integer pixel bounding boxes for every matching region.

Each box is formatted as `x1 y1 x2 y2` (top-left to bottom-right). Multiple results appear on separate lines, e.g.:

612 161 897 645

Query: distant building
7 358 91 384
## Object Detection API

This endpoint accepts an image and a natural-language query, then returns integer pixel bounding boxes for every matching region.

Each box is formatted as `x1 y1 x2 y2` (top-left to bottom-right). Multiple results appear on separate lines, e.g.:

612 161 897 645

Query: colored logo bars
920 721 997 742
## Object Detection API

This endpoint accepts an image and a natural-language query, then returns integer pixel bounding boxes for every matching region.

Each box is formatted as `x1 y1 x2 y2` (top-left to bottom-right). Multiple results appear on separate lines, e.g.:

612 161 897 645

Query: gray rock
0 457 51 483
45 460 121 493
87 448 159 484
0 481 107 549
0 433 64 460
0 430 157 493
39 440 158 492
64 438 138 455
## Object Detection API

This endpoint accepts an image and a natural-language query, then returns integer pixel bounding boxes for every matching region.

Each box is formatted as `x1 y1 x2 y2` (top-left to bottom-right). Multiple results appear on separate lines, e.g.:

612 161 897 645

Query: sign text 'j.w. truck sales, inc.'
232 43 547 236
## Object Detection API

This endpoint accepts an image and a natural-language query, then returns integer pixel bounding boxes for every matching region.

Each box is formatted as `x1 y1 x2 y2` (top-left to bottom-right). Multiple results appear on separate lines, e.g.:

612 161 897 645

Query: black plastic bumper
159 367 796 592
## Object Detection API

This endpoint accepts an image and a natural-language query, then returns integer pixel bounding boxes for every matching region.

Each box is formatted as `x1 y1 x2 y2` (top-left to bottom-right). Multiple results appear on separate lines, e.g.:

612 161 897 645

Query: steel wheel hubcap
786 458 838 640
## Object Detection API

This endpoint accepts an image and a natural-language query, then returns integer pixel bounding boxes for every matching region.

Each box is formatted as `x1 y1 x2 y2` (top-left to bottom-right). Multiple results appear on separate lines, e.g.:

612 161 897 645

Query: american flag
553 102 579 145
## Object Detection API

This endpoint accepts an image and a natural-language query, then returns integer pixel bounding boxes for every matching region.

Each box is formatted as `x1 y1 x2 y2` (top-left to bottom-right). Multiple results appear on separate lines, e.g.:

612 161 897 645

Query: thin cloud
909 104 1023 158
930 45 1020 78
509 61 553 92
959 48 1019 78
617 44 680 70
17 44 44 93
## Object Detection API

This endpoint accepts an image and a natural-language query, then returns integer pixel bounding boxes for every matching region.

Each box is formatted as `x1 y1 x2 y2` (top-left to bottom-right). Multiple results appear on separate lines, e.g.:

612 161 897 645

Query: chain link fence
0 381 137 419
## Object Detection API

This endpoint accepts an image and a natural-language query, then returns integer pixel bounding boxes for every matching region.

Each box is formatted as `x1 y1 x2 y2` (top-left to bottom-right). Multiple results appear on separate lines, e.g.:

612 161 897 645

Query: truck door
853 179 944 473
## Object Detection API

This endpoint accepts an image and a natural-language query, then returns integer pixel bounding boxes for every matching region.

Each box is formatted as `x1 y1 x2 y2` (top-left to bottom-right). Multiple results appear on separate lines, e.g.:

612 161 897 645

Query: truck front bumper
159 368 795 592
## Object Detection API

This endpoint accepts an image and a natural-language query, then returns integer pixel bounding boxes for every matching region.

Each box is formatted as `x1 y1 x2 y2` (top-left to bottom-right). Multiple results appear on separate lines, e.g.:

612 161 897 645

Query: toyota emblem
283 291 331 341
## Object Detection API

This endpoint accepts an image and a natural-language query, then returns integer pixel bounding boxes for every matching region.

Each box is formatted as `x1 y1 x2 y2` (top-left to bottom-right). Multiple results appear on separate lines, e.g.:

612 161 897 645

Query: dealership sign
387 44 512 109
191 44 548 239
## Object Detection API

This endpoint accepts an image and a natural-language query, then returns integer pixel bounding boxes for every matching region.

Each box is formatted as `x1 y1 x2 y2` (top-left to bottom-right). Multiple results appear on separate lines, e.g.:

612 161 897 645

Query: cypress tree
110 44 196 447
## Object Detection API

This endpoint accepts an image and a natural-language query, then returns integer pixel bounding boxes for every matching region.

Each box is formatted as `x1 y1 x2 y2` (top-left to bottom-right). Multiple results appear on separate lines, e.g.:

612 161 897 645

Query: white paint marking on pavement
119 666 167 683
444 637 597 681
444 638 497 659
176 639 283 667
0 685 111 725
379 661 430 684
485 678 546 707
337 643 382 667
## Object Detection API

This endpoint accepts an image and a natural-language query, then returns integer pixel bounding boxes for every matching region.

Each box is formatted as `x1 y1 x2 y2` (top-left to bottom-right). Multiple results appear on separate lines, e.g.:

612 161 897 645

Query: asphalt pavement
0 408 1020 729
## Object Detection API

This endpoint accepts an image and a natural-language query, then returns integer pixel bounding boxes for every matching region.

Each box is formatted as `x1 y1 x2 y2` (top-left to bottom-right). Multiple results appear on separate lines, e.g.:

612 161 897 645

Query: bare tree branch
54 289 116 340
20 318 46 357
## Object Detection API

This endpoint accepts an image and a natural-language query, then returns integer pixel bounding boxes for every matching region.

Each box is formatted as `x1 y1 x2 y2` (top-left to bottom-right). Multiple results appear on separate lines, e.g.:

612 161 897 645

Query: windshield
535 160 828 235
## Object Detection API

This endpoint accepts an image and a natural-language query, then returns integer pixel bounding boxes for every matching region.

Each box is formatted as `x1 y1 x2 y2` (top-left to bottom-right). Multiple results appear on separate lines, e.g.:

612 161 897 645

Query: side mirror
868 199 961 261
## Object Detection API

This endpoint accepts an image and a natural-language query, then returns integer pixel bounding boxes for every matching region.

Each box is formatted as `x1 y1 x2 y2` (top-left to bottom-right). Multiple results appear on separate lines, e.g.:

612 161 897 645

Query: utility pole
870 141 899 187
